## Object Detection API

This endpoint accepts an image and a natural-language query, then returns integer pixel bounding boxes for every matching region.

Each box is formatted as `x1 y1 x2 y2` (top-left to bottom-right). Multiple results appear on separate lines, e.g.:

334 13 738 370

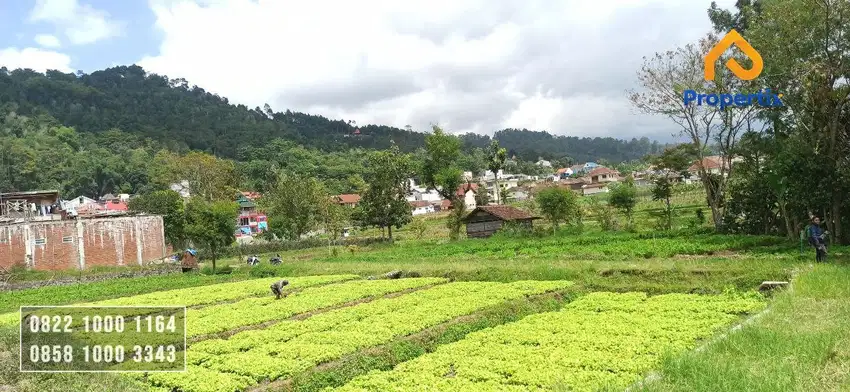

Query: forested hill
0 65 663 163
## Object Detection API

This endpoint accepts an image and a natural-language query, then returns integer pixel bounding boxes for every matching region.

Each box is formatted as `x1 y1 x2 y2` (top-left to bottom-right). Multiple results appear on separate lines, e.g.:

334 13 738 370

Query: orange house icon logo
704 29 763 81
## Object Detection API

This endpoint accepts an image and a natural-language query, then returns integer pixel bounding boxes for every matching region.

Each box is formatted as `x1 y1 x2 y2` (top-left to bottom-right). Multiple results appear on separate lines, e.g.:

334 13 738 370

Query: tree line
0 65 664 166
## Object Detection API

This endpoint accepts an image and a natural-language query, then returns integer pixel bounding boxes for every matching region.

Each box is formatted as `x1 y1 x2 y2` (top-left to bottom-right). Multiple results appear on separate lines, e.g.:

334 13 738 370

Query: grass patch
634 263 850 392
281 291 575 392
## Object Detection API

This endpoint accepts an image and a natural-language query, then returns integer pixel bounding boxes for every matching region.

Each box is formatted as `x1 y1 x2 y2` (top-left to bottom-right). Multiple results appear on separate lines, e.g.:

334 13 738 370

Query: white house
485 177 520 204
407 179 442 203
457 184 478 210
410 200 435 215
536 158 552 168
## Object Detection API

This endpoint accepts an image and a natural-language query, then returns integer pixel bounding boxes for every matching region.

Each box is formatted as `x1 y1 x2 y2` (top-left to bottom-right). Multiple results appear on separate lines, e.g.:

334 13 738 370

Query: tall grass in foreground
634 263 850 392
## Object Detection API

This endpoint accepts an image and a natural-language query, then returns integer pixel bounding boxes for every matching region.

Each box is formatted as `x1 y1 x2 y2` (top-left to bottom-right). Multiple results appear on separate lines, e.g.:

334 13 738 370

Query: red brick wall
0 216 166 271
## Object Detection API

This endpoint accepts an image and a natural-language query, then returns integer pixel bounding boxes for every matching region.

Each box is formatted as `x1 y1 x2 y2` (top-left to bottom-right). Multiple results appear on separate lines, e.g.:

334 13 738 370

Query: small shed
462 205 541 238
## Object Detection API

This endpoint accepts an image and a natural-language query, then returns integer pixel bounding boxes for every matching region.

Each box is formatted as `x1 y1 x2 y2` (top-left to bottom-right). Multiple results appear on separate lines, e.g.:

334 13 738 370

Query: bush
247 264 282 278
200 265 234 275
196 237 390 260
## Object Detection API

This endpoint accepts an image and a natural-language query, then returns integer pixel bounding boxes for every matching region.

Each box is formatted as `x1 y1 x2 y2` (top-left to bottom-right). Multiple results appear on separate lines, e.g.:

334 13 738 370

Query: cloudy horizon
0 0 736 142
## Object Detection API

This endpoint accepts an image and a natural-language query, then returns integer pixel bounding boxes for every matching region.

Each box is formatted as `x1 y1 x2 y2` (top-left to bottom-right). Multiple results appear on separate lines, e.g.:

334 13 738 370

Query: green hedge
197 237 391 260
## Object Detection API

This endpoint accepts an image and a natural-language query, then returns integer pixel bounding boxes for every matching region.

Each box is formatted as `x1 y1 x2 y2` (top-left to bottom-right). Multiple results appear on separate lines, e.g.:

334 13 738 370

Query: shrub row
196 237 391 260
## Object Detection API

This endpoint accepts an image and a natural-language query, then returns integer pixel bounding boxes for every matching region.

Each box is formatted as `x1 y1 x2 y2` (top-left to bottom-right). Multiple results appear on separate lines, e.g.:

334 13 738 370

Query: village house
236 193 267 237
536 158 552 168
582 182 610 196
555 167 574 180
588 167 620 183
407 179 442 203
560 178 589 192
333 194 361 208
61 195 97 215
456 184 478 210
687 155 743 179
0 190 62 222
462 205 540 238
410 200 435 215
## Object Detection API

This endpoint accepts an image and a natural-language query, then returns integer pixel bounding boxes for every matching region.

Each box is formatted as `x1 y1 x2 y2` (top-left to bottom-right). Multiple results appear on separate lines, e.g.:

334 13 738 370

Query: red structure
235 193 267 237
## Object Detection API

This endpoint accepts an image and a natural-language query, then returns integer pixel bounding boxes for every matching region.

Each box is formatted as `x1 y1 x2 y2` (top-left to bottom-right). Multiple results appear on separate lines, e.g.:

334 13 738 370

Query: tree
474 182 491 206
588 197 618 231
318 198 349 241
487 140 507 204
262 173 325 240
352 144 414 240
158 151 240 202
746 0 850 243
184 199 236 272
629 34 761 230
421 126 465 240
649 144 696 230
408 217 428 240
128 190 186 247
608 176 638 227
535 186 582 233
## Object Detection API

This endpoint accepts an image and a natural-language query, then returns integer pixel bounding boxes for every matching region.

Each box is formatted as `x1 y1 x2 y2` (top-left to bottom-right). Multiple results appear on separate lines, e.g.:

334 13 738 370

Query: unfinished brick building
0 215 167 271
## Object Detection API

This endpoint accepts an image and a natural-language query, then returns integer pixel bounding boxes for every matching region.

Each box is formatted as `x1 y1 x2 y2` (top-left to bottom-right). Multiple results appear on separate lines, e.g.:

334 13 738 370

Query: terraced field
13 274 763 392
2 231 845 392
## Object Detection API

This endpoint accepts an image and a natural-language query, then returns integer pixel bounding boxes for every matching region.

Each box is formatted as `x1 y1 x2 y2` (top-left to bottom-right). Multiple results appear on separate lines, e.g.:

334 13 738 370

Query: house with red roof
333 194 361 208
588 167 621 183
456 183 478 210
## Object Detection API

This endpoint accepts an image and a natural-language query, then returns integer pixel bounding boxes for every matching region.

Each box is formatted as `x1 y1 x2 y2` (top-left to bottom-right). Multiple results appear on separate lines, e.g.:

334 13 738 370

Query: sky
0 0 735 141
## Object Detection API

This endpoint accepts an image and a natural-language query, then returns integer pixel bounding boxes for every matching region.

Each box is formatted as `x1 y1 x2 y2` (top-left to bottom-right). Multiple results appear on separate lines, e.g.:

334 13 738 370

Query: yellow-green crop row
190 280 573 357
186 277 446 337
332 291 765 392
140 280 573 392
0 275 357 327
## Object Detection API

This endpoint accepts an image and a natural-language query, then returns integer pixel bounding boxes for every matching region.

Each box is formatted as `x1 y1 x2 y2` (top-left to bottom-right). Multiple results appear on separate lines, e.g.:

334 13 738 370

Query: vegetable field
2 229 845 392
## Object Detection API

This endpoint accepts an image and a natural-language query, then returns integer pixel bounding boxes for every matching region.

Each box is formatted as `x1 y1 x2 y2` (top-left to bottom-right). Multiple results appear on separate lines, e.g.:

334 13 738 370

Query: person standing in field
807 216 828 262
270 279 290 299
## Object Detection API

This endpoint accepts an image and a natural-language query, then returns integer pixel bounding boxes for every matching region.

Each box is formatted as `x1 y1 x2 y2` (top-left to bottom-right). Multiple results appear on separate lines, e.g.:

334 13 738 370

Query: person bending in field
270 279 290 299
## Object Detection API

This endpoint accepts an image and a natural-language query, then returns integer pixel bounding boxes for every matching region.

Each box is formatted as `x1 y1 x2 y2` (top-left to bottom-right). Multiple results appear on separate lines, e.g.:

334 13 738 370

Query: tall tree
422 126 466 240
746 0 850 243
535 186 582 233
608 176 638 227
650 145 697 230
352 144 414 240
184 199 236 272
262 173 326 240
487 140 508 204
629 33 762 229
128 190 186 247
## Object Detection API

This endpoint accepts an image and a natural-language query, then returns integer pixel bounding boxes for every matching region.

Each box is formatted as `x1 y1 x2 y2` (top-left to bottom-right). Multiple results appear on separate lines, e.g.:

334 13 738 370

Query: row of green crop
0 275 358 327
333 232 786 264
332 291 765 392
138 280 574 392
186 277 446 337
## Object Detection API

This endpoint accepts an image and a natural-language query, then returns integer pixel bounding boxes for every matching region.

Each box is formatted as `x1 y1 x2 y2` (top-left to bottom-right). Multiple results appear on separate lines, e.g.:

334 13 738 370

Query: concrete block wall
0 215 166 271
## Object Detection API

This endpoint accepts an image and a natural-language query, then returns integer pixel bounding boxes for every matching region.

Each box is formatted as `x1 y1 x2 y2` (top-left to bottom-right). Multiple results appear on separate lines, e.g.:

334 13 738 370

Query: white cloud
34 34 62 49
29 0 124 45
140 0 736 139
0 47 72 73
